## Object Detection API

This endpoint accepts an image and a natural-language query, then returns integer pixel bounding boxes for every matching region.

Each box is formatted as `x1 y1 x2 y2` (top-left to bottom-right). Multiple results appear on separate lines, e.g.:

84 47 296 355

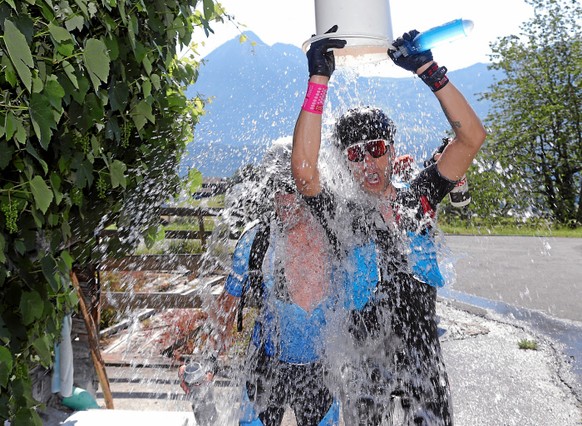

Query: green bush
518 339 538 351
0 0 223 423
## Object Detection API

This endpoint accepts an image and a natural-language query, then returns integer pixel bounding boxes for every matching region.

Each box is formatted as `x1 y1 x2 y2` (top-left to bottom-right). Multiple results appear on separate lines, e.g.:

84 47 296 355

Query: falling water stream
94 61 581 426
176 65 470 425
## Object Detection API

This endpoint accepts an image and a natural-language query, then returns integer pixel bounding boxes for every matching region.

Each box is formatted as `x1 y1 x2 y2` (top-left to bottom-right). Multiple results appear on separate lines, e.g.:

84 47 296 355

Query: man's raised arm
389 30 487 182
292 26 346 196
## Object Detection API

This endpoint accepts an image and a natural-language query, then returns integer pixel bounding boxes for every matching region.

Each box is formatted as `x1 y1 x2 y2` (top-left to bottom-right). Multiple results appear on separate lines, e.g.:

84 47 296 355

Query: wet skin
347 144 395 196
274 192 331 313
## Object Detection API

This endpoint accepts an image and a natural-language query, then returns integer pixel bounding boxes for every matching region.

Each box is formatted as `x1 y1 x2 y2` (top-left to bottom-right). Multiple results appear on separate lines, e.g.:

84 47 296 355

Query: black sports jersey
303 163 456 426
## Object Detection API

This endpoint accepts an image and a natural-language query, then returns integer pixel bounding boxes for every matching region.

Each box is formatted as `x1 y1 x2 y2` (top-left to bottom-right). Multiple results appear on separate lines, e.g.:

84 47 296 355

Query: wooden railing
98 206 232 312
100 275 226 311
100 254 204 274
98 206 224 249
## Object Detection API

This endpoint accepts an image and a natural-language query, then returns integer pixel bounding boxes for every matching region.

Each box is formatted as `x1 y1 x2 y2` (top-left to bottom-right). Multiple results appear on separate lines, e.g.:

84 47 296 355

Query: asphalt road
440 235 582 323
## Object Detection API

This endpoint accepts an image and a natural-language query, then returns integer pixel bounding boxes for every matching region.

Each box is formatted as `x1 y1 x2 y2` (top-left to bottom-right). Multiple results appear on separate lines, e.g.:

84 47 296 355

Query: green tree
456 158 548 222
0 1 224 423
481 0 581 226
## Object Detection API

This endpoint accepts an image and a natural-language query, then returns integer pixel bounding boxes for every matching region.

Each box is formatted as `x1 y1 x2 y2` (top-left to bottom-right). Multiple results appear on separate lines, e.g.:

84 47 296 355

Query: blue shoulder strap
236 221 270 331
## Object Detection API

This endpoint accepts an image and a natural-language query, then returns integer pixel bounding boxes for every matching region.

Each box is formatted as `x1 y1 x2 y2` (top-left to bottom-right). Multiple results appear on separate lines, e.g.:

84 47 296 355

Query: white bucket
303 0 393 61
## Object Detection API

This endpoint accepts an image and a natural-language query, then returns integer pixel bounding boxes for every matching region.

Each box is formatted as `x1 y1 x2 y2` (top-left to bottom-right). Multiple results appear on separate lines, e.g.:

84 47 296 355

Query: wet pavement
442 234 582 393
442 235 582 323
42 295 582 425
437 298 581 426
39 236 582 425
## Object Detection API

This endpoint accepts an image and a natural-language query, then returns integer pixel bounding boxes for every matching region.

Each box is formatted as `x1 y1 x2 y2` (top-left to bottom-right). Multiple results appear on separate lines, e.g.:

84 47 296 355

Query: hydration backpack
236 222 271 332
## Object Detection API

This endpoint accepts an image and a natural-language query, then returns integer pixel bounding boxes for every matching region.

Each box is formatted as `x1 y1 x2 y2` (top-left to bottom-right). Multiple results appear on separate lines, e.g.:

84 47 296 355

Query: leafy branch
0 0 225 423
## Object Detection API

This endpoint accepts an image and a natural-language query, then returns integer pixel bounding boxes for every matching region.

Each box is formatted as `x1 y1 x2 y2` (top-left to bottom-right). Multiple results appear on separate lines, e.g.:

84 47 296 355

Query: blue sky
191 0 535 76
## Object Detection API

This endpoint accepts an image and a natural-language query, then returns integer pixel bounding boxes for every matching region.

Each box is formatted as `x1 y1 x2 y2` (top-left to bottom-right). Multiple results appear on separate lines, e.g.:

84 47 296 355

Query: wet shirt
224 220 335 364
303 163 457 425
303 163 455 310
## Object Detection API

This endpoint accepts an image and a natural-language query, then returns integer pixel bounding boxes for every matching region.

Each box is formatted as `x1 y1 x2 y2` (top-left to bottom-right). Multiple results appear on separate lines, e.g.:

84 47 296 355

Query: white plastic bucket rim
302 33 393 65
301 33 390 53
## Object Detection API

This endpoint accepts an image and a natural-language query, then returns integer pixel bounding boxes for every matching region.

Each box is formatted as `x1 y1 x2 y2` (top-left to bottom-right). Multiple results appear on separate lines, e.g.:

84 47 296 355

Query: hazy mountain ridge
183 32 502 178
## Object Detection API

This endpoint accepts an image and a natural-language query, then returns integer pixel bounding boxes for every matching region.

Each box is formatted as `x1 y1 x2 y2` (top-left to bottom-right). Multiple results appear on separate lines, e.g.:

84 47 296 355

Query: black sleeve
394 163 456 232
303 187 336 221
409 163 456 209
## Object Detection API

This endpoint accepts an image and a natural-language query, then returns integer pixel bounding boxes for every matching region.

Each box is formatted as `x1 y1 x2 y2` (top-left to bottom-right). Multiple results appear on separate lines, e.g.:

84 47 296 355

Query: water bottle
183 361 218 425
392 19 474 58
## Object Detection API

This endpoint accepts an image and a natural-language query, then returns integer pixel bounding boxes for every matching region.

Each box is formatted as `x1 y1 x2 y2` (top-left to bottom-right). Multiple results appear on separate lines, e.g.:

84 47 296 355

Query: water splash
95 52 481 425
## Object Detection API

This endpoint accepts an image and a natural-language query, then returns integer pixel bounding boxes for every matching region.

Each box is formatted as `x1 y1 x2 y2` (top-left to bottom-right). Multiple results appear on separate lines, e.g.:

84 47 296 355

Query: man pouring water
292 25 487 425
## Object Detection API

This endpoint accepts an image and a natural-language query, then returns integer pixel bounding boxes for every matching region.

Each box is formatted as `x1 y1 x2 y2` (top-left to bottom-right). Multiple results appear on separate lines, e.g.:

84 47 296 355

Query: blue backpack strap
236 221 270 332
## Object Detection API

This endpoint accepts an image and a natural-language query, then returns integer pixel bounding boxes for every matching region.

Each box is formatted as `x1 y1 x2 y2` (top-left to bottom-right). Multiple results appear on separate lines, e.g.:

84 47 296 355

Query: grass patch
163 216 218 232
134 239 204 255
166 239 203 254
185 194 225 209
518 338 538 350
440 217 582 238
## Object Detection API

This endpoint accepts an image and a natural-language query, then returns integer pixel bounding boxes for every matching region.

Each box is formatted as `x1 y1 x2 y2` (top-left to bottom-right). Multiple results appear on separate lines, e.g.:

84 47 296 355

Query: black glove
388 30 433 73
306 25 347 77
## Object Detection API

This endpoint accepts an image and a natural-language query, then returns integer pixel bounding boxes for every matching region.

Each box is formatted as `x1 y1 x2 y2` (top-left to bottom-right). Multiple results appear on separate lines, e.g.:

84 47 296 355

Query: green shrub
518 339 539 350
0 1 223 422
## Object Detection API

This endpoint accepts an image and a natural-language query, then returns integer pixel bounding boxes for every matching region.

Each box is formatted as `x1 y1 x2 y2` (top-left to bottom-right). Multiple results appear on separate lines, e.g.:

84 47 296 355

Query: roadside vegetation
518 339 539 351
439 216 582 238
0 1 228 422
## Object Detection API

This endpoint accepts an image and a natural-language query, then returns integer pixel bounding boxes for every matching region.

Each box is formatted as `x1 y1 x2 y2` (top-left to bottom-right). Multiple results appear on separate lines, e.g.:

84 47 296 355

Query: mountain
182 32 502 178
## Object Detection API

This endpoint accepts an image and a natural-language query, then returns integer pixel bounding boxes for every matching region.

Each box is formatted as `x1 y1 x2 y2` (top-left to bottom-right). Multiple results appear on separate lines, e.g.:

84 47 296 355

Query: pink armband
301 82 328 114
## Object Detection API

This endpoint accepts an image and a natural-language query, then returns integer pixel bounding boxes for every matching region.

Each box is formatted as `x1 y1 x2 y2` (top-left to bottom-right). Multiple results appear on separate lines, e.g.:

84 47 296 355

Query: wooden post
197 212 206 249
71 272 114 409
